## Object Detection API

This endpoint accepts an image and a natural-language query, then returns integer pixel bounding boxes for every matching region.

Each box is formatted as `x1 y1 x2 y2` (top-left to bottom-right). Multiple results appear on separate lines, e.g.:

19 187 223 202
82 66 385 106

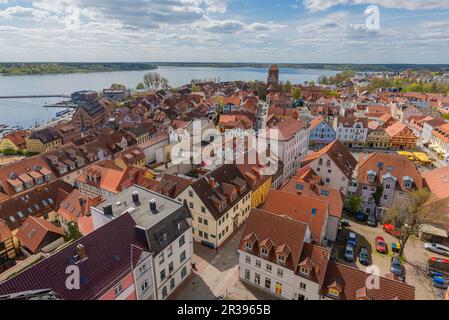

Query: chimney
132 191 139 203
149 199 157 213
76 244 87 260
103 204 113 216
209 177 216 190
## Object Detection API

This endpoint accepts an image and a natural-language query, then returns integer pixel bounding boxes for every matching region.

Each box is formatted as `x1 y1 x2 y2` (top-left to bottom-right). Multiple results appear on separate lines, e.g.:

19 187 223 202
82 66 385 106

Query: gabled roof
309 116 331 131
357 153 423 190
262 189 329 241
423 166 449 201
0 156 56 196
385 122 413 138
322 261 415 300
298 243 329 285
301 140 357 179
0 213 149 300
0 179 73 231
156 174 192 199
266 118 307 141
239 209 308 272
78 100 105 117
29 129 60 144
15 216 65 253
281 180 344 219
191 164 250 220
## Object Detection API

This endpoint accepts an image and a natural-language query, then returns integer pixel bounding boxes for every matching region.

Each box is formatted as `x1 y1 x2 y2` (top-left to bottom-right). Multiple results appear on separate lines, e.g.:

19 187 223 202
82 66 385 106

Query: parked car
390 256 405 279
432 276 449 289
424 243 449 257
375 236 387 254
359 247 371 266
383 223 401 238
348 232 358 247
428 257 449 279
344 245 355 262
367 215 378 227
356 212 366 222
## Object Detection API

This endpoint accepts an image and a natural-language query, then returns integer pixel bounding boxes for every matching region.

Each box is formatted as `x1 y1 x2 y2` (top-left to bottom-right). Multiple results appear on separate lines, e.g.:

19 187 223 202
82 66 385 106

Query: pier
0 94 70 99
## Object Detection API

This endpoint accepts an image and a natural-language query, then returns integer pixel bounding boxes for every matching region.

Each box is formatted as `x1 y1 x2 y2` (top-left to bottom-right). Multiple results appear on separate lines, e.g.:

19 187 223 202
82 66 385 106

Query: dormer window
277 254 285 263
403 176 413 189
245 242 253 250
300 266 309 275
261 247 269 256
367 170 376 183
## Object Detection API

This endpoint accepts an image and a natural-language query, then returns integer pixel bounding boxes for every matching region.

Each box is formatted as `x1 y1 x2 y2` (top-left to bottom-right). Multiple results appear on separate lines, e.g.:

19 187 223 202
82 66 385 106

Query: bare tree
384 189 447 257
143 72 169 91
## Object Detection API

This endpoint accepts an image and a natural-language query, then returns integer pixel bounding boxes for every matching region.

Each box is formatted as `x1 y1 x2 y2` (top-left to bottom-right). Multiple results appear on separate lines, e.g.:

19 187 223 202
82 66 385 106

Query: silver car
424 243 449 256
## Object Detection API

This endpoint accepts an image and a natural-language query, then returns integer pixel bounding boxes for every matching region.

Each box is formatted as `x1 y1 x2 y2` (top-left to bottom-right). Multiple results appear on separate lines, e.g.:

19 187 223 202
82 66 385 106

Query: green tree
384 189 447 257
346 195 362 214
1 149 18 155
191 85 201 93
372 186 383 206
110 83 126 90
136 82 145 90
293 87 302 100
67 222 83 241
284 80 293 94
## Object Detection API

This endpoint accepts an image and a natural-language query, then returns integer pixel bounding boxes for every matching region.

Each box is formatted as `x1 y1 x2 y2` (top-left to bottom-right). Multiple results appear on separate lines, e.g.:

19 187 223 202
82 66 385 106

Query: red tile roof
15 216 65 253
262 189 329 241
239 209 309 272
281 180 344 218
322 261 415 300
357 153 423 191
302 140 357 179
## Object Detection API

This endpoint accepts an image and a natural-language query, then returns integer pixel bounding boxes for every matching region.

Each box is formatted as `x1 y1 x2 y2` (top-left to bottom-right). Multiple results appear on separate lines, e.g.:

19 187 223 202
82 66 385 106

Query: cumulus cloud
303 0 449 12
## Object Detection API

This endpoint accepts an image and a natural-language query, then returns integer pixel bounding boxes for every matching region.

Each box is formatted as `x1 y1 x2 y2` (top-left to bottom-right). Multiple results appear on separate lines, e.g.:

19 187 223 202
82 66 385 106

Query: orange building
385 122 417 150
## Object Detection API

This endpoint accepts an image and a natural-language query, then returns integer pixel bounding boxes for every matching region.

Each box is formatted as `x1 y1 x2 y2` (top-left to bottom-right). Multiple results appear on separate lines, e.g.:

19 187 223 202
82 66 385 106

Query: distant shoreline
1 62 449 76
0 63 158 76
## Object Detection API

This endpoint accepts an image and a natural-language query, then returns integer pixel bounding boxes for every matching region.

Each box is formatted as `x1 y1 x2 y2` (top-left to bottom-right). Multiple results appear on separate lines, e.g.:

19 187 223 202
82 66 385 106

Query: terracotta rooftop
15 216 65 253
357 153 423 191
301 140 357 180
322 261 415 300
239 209 309 273
262 189 329 241
281 179 344 219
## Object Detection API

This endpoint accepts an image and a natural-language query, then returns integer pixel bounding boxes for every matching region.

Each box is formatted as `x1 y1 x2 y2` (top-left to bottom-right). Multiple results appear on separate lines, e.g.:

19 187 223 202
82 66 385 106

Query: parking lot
334 214 447 300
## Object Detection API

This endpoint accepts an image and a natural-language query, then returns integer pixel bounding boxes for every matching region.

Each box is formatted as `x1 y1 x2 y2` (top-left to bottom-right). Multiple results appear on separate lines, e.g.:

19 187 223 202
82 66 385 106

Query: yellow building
0 130 30 153
0 139 19 153
113 146 146 170
178 165 252 249
26 129 62 154
237 163 273 208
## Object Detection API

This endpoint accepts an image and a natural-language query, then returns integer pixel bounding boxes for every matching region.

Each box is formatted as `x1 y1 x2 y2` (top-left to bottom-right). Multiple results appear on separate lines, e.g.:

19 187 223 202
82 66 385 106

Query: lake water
0 66 338 128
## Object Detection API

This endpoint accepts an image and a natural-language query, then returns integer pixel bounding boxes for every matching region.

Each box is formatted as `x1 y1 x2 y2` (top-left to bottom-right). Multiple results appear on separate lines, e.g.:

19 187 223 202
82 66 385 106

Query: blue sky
1 0 449 63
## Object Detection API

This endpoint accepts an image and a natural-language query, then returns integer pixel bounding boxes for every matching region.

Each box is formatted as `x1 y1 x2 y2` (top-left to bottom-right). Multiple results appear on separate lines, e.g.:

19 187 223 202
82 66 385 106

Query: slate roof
191 164 250 220
78 100 105 117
